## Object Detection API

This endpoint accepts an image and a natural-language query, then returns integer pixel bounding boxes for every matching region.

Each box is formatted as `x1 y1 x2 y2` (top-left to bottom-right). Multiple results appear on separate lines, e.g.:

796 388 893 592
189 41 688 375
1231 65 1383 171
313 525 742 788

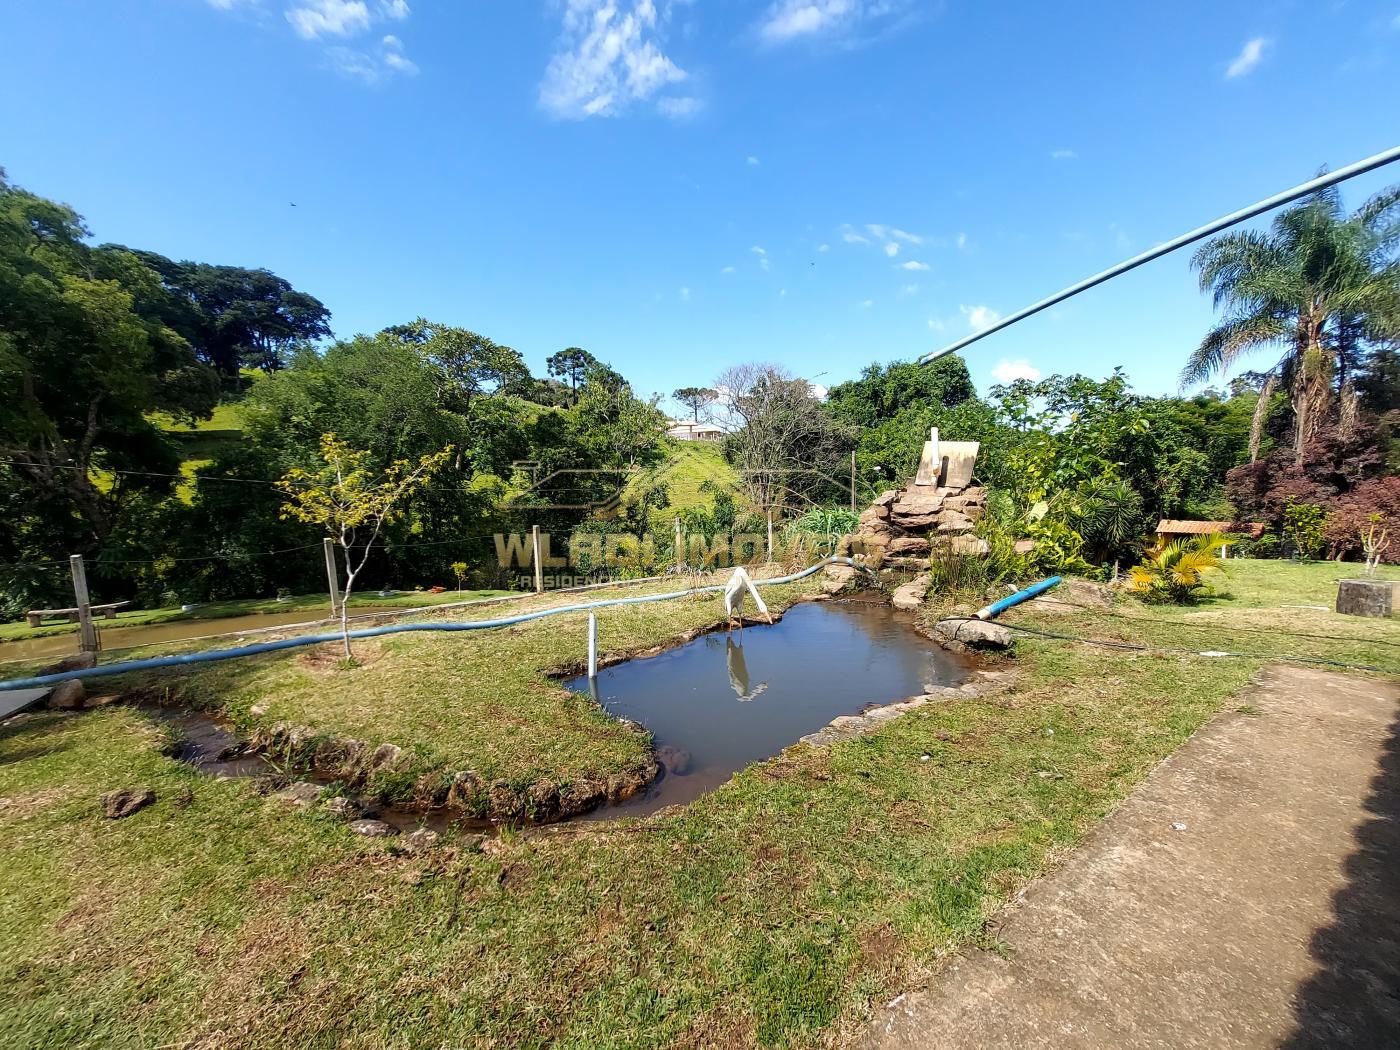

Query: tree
382 319 529 415
123 250 332 377
1183 183 1400 463
573 363 668 468
278 434 451 658
714 363 855 516
0 171 220 550
672 386 717 422
546 347 599 404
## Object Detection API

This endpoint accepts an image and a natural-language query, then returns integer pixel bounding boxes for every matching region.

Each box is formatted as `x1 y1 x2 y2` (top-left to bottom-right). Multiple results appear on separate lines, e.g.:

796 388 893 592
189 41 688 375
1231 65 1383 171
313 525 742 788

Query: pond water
566 598 968 816
0 606 403 665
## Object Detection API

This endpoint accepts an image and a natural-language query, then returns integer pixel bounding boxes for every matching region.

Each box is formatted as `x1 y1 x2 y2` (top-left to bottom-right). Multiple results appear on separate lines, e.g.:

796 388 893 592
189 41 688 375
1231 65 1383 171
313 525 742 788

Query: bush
1323 476 1400 563
1282 499 1327 560
1128 534 1226 604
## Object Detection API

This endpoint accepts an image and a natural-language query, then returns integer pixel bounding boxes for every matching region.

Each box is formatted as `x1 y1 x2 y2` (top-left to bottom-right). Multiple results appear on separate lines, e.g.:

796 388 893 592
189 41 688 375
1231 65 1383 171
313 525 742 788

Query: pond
566 597 969 816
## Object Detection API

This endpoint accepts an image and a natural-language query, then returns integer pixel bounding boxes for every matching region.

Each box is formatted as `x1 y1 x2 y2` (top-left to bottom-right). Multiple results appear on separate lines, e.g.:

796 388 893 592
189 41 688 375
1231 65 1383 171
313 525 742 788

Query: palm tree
1183 182 1400 464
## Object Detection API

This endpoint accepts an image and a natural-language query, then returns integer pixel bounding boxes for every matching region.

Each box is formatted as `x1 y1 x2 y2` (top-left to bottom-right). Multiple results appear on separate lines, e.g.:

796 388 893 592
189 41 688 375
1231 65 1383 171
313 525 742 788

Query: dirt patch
295 640 386 673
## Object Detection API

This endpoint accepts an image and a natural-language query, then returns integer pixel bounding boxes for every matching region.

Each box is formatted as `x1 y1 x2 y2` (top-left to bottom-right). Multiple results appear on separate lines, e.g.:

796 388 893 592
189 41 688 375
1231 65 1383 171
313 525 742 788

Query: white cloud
287 0 371 39
926 317 945 332
756 0 906 44
809 382 828 400
1225 36 1270 78
889 228 922 244
680 286 691 301
884 242 899 257
1049 148 1077 160
750 245 770 270
381 34 418 74
720 265 737 274
747 155 761 166
816 243 830 252
961 304 1001 331
750 245 766 255
841 225 869 244
955 232 967 250
990 358 1041 383
899 260 929 271
861 299 874 308
379 0 409 19
899 283 918 296
324 33 416 82
539 1 690 120
656 95 702 118
779 288 788 297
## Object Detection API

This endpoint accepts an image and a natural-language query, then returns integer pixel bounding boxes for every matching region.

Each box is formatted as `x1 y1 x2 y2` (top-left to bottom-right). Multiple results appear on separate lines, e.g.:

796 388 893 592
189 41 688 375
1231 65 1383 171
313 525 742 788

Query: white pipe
919 145 1400 364
587 612 598 679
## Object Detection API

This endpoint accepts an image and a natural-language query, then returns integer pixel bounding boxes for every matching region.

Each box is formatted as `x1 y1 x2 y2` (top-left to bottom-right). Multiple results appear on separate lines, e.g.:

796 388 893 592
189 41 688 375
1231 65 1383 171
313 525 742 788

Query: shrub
1128 534 1226 604
1282 499 1327 560
1323 476 1400 563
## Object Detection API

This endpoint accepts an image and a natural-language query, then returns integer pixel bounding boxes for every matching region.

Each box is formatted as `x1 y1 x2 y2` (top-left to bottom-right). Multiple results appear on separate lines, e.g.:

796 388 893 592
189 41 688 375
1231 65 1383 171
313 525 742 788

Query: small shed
1156 519 1266 558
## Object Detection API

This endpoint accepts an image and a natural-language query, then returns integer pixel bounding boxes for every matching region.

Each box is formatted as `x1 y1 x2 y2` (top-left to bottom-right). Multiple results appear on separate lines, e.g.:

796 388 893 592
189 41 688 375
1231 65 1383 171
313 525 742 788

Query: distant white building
667 419 725 442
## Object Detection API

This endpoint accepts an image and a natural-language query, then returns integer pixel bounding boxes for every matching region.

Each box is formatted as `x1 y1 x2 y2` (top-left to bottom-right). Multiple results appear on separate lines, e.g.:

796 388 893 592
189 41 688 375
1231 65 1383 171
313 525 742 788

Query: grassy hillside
150 402 248 502
620 439 740 518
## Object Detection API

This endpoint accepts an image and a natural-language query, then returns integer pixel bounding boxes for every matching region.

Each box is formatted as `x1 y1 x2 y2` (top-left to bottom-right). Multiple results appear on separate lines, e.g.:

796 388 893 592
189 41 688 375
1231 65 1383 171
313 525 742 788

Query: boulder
100 787 155 819
886 535 931 557
656 745 692 776
400 828 440 853
348 819 397 838
933 618 1013 649
948 535 991 556
322 795 364 819
275 781 325 807
935 511 976 533
891 573 932 611
1337 579 1393 618
944 488 988 511
822 564 861 594
858 505 889 526
39 652 97 677
366 743 406 773
47 680 87 711
890 492 946 529
871 489 899 508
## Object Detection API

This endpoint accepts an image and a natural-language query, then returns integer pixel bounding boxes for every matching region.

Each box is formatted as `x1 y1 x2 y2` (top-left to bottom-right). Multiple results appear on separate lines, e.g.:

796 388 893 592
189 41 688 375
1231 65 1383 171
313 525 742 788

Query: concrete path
861 666 1400 1050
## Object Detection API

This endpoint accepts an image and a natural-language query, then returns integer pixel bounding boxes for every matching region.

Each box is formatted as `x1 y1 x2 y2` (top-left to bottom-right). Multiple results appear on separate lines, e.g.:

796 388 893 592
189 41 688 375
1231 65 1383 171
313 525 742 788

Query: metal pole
532 525 544 593
920 144 1400 364
587 612 598 679
323 538 341 617
766 508 774 565
69 554 99 654
849 451 857 512
674 516 684 568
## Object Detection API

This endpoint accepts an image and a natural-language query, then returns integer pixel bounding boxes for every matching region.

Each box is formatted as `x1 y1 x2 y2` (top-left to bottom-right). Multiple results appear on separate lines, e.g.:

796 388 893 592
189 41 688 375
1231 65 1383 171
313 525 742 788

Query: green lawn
0 588 515 643
0 559 1394 1047
150 401 249 502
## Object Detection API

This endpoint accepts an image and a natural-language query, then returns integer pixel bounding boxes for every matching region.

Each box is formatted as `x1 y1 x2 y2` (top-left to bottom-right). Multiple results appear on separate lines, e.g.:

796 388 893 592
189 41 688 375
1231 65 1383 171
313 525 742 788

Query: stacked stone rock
846 482 991 565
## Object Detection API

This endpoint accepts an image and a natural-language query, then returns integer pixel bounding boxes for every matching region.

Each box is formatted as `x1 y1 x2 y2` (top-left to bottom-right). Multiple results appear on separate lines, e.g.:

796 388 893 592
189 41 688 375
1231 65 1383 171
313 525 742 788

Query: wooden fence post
69 554 99 654
532 525 544 593
323 538 342 617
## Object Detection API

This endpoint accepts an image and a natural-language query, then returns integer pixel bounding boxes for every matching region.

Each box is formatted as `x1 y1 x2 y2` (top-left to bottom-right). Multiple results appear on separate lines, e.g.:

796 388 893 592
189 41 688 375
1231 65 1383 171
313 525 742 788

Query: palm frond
1180 313 1289 387
1248 373 1277 462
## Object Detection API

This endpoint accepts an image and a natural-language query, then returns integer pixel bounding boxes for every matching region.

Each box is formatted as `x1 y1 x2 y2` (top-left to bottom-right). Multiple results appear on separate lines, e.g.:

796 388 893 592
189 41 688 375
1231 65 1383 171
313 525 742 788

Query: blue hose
0 558 865 691
975 576 1062 620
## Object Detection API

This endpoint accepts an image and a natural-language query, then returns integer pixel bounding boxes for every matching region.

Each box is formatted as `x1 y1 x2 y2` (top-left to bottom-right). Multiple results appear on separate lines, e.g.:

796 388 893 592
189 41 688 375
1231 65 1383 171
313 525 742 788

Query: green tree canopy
0 170 219 549
121 249 332 377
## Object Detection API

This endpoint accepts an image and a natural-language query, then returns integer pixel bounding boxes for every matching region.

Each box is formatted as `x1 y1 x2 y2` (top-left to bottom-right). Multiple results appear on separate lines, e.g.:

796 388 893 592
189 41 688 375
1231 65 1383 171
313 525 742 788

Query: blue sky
3 1 1399 410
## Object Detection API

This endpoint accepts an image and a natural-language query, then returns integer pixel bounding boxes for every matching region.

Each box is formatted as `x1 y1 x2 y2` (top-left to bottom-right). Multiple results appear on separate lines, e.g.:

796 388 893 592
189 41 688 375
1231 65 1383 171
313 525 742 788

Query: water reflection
726 633 769 703
568 599 968 816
